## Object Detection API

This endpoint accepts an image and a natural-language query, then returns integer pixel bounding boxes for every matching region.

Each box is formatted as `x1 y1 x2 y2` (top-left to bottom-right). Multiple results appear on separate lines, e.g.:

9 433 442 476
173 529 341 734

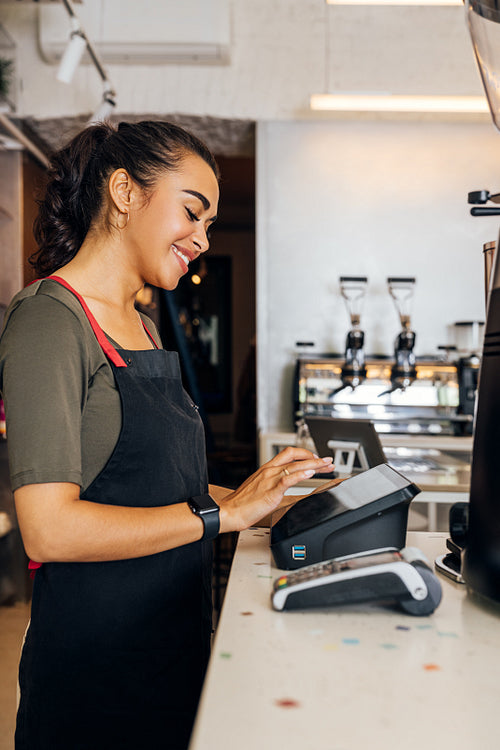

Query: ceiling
22 112 256 158
15 112 257 231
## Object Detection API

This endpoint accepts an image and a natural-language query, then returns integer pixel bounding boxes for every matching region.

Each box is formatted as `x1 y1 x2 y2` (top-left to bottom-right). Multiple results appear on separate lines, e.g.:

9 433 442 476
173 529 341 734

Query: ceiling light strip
310 94 489 113
326 0 463 5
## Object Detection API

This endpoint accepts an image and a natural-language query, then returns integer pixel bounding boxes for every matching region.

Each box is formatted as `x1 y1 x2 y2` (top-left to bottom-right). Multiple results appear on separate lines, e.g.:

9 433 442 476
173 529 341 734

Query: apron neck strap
45 275 128 368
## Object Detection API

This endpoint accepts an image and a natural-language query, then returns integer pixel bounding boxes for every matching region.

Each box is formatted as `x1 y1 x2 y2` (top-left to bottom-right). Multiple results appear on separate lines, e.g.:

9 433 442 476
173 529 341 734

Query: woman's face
126 152 219 291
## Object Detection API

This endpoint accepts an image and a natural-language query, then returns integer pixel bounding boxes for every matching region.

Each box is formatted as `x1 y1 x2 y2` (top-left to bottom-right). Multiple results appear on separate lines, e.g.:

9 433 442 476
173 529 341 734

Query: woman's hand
218 447 334 533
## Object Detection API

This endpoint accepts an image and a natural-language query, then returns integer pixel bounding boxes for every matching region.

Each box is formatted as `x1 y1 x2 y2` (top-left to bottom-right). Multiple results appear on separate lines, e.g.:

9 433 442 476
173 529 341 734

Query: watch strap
188 494 220 541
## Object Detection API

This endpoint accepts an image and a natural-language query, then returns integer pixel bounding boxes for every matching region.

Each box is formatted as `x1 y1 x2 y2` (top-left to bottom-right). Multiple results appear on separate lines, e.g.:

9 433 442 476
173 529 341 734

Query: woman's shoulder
1 279 162 354
0 279 106 371
2 278 89 331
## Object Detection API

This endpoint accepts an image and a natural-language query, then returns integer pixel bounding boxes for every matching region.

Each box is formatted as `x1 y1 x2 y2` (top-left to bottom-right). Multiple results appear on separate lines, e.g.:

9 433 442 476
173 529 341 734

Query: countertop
190 530 500 750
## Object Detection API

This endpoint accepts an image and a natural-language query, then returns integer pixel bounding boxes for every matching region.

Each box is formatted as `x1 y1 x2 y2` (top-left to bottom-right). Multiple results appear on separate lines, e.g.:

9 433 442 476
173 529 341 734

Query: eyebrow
183 189 217 222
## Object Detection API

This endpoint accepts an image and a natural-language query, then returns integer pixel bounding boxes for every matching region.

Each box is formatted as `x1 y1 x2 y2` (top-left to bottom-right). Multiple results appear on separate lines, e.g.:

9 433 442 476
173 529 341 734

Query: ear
107 168 136 214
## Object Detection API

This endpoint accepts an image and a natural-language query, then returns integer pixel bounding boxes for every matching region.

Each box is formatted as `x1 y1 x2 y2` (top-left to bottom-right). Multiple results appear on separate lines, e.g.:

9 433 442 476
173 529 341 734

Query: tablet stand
326 439 369 474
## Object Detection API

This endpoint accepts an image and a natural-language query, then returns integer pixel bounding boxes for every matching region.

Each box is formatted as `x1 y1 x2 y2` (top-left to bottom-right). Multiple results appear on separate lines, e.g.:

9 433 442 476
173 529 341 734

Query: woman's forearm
15 449 333 563
15 482 205 563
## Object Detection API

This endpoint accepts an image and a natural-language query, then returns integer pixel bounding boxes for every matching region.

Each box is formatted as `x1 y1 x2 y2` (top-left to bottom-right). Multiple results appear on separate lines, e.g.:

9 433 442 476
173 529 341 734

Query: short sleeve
0 293 92 490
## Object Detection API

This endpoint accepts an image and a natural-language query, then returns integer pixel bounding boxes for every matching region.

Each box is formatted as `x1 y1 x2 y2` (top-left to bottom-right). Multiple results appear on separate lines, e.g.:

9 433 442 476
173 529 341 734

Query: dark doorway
156 154 257 489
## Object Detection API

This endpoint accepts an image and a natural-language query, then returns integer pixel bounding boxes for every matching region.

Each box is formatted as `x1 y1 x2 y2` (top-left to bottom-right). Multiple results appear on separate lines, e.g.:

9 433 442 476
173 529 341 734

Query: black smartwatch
188 494 220 541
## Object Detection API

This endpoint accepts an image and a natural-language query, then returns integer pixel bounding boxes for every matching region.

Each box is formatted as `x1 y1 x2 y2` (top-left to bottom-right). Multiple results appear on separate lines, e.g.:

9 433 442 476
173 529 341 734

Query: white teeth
172 245 189 265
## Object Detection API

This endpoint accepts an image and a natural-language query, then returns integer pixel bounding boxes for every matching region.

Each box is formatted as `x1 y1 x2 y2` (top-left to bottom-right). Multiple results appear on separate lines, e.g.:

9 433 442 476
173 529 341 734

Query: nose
192 224 210 254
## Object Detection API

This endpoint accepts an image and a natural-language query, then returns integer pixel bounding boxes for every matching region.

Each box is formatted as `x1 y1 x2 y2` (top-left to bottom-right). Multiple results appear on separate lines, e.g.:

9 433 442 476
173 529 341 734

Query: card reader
272 547 442 616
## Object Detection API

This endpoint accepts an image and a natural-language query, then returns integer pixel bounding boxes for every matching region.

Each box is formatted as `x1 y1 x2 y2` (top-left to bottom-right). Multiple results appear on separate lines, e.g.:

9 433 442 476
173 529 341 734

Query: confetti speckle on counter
423 663 441 671
342 638 360 645
275 698 301 709
220 652 232 659
380 643 398 650
240 611 254 616
396 625 411 631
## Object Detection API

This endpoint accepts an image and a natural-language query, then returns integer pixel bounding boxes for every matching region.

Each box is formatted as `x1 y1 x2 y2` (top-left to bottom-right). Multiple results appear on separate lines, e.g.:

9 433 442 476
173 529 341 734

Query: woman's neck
53 240 154 351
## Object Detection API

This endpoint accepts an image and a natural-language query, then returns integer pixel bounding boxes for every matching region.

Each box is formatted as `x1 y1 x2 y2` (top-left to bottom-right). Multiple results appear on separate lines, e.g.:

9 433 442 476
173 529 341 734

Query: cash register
270 464 442 615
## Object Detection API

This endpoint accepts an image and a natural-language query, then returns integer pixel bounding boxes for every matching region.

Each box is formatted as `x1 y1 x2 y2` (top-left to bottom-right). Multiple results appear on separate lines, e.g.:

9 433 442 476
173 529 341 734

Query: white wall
256 119 500 433
0 1 484 120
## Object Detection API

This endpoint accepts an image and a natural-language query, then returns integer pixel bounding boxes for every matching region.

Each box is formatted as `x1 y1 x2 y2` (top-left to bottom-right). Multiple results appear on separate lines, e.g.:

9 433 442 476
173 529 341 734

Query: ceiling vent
38 0 231 65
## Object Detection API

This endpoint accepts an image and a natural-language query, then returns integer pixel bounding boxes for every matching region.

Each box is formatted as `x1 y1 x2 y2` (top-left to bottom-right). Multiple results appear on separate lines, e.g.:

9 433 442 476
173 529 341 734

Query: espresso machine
293 273 472 436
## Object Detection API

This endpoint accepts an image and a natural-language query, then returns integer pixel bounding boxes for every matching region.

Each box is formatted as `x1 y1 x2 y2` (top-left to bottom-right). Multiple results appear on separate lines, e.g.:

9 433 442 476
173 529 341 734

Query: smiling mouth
172 245 191 267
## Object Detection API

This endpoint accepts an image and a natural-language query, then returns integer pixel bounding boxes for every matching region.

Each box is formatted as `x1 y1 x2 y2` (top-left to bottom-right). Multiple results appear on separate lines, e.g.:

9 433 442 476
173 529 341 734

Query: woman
0 120 333 750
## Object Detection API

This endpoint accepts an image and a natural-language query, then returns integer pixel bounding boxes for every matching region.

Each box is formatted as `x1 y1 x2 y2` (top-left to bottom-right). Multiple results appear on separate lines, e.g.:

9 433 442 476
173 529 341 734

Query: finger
277 459 333 485
314 461 336 473
269 446 319 466
279 467 316 484
278 456 333 477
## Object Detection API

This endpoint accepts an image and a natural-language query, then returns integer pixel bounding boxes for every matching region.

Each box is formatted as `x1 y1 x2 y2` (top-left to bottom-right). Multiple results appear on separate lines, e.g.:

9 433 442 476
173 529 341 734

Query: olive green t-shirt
0 279 161 493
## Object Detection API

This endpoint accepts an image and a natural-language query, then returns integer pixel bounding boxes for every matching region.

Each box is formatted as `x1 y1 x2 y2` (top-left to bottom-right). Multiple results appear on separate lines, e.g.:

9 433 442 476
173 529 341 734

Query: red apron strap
28 559 42 579
142 321 159 349
46 276 128 368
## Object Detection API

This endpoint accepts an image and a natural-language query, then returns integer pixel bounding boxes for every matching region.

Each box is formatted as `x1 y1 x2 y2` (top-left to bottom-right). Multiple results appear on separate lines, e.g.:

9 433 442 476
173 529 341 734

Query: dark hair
31 120 219 277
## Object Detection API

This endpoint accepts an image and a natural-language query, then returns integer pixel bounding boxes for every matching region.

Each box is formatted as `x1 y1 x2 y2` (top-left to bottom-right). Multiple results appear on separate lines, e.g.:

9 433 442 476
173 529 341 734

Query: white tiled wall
1 1 483 120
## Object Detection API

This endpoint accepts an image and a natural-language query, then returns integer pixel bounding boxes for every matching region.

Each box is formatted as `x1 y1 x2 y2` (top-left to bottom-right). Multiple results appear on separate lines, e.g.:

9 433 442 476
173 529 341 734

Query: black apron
16 278 213 750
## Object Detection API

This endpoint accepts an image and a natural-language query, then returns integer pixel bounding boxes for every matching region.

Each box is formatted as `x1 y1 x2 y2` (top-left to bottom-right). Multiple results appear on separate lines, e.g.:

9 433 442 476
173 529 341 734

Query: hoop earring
116 211 129 230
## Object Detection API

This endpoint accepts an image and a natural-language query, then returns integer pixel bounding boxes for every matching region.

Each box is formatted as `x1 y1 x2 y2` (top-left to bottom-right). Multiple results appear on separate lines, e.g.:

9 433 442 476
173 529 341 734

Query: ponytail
30 120 219 277
32 124 114 276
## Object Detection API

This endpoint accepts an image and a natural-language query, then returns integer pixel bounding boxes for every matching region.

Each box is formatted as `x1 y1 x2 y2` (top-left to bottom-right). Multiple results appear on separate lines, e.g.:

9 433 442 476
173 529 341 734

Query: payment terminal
271 547 442 616
270 463 420 570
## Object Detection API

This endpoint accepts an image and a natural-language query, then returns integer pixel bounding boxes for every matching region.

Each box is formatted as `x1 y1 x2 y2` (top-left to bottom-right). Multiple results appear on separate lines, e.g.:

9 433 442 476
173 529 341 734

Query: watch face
191 494 218 514
190 494 220 541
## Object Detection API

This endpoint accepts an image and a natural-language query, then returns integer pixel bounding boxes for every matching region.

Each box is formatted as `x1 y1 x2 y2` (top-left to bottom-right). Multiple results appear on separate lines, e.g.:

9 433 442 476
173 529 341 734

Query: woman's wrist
218 498 234 535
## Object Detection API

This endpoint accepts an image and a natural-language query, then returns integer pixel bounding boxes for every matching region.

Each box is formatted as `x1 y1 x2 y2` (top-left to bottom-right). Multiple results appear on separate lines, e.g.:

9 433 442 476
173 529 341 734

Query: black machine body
341 328 367 390
461 285 500 603
437 185 500 602
447 188 500 602
435 501 469 585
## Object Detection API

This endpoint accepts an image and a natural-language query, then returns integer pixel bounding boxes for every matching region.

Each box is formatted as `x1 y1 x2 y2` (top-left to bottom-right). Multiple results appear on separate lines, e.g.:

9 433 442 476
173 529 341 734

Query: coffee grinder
386 277 417 393
338 276 368 392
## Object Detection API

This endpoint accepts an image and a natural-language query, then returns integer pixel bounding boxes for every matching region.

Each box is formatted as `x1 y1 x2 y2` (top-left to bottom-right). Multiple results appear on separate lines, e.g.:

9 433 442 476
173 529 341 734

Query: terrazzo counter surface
190 530 500 750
